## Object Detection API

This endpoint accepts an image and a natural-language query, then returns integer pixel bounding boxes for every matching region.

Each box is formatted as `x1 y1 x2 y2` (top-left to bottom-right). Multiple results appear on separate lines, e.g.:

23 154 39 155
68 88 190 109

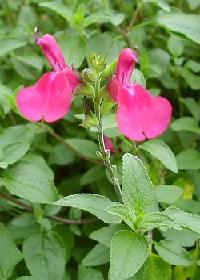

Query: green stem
94 77 123 203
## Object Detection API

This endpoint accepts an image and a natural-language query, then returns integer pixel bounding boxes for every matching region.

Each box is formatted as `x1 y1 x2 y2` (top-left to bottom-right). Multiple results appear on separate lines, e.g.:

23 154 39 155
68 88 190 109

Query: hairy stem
94 77 123 203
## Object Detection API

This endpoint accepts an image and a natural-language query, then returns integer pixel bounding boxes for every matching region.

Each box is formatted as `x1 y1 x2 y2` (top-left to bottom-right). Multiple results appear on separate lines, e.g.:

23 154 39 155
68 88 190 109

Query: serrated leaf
155 185 183 204
55 194 121 223
110 230 148 280
164 207 200 234
176 149 200 170
82 244 109 266
157 13 200 44
122 153 158 215
140 139 178 173
155 240 193 266
2 153 58 203
23 231 66 280
106 203 136 230
0 224 22 279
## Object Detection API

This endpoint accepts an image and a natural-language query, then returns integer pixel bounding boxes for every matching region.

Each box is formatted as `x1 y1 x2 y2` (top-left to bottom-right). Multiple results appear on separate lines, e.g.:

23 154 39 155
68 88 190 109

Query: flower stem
94 76 123 203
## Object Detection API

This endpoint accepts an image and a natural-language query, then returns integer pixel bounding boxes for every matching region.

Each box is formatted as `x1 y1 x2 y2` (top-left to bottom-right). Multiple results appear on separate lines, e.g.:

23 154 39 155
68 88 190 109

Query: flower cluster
17 34 172 142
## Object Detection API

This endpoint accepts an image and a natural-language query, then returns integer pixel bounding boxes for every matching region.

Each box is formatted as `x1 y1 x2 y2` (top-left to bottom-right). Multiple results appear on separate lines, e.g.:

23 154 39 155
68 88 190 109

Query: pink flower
108 48 172 142
17 34 79 123
103 135 115 153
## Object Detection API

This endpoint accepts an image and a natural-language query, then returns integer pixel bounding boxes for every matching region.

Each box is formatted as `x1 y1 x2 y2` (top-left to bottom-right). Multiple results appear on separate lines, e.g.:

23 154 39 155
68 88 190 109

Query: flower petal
117 84 172 141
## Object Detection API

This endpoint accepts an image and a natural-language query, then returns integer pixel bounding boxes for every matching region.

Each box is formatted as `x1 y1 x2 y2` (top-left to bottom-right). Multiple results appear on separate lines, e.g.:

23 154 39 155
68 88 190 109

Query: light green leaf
80 166 104 186
65 139 98 161
48 144 75 166
18 5 37 29
154 185 183 204
122 153 158 215
106 203 136 230
0 125 34 169
90 224 124 247
180 67 200 90
84 12 125 27
0 39 27 56
180 98 200 120
157 13 200 44
55 194 121 223
0 84 15 116
163 228 199 247
143 0 170 12
2 154 58 203
110 230 148 280
16 277 38 280
82 244 109 266
78 266 104 280
186 0 200 10
185 60 200 73
23 231 66 280
171 117 200 134
168 35 183 57
140 139 178 173
155 240 193 266
176 149 200 170
0 224 22 279
131 69 146 87
138 212 181 232
165 207 200 234
39 2 73 22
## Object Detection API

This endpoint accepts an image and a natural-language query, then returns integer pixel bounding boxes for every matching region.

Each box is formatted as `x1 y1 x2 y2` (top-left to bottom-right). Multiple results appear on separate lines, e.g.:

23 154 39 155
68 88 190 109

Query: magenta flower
103 135 115 153
17 34 79 123
109 48 172 142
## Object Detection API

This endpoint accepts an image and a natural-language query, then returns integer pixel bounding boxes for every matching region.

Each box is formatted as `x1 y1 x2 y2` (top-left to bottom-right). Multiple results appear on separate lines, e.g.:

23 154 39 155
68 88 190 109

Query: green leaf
80 166 105 186
90 224 124 247
0 84 14 116
154 185 183 204
55 194 121 223
177 117 200 136
131 69 146 87
110 230 148 280
122 153 158 215
82 244 110 266
132 254 171 280
163 228 199 247
78 266 104 280
168 35 183 57
58 35 86 68
84 12 125 27
0 224 22 279
155 240 193 266
16 277 38 280
48 144 75 166
140 139 178 173
164 207 200 234
0 125 34 169
138 212 181 232
180 99 200 120
185 60 200 73
18 5 37 29
176 149 200 170
156 13 200 44
143 0 170 12
180 67 200 90
106 203 136 230
39 2 73 22
23 231 66 280
2 153 58 203
186 0 200 10
65 139 98 161
0 39 27 56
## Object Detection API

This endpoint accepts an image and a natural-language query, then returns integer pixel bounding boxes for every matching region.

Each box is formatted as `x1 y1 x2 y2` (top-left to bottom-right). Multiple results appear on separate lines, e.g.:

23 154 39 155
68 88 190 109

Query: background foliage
0 0 200 279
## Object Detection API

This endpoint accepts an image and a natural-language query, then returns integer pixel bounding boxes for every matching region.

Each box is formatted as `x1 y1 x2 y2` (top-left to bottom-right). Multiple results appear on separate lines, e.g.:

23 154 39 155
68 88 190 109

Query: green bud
81 68 98 83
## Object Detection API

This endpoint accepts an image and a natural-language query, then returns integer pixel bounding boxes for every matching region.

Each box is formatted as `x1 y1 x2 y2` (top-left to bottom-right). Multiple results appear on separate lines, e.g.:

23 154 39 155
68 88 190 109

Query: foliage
0 0 200 279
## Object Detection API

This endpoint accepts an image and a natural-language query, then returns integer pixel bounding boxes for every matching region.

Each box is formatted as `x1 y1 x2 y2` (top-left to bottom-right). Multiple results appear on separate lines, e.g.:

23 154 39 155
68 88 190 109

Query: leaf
55 194 121 223
78 266 104 280
131 69 146 87
122 153 158 215
185 60 200 73
0 224 22 279
186 0 200 10
82 244 110 266
155 240 193 266
90 224 124 247
0 84 14 116
164 207 200 234
163 228 199 247
80 166 105 186
180 67 200 90
39 2 73 22
0 39 27 56
84 12 125 27
18 5 37 29
0 125 34 169
168 35 183 57
171 117 200 135
58 35 86 68
23 231 66 280
2 153 58 203
143 0 170 12
48 144 75 166
106 203 136 230
110 230 148 280
180 98 200 121
176 149 200 170
154 185 183 204
65 139 98 161
156 13 200 44
140 139 178 173
138 212 181 232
